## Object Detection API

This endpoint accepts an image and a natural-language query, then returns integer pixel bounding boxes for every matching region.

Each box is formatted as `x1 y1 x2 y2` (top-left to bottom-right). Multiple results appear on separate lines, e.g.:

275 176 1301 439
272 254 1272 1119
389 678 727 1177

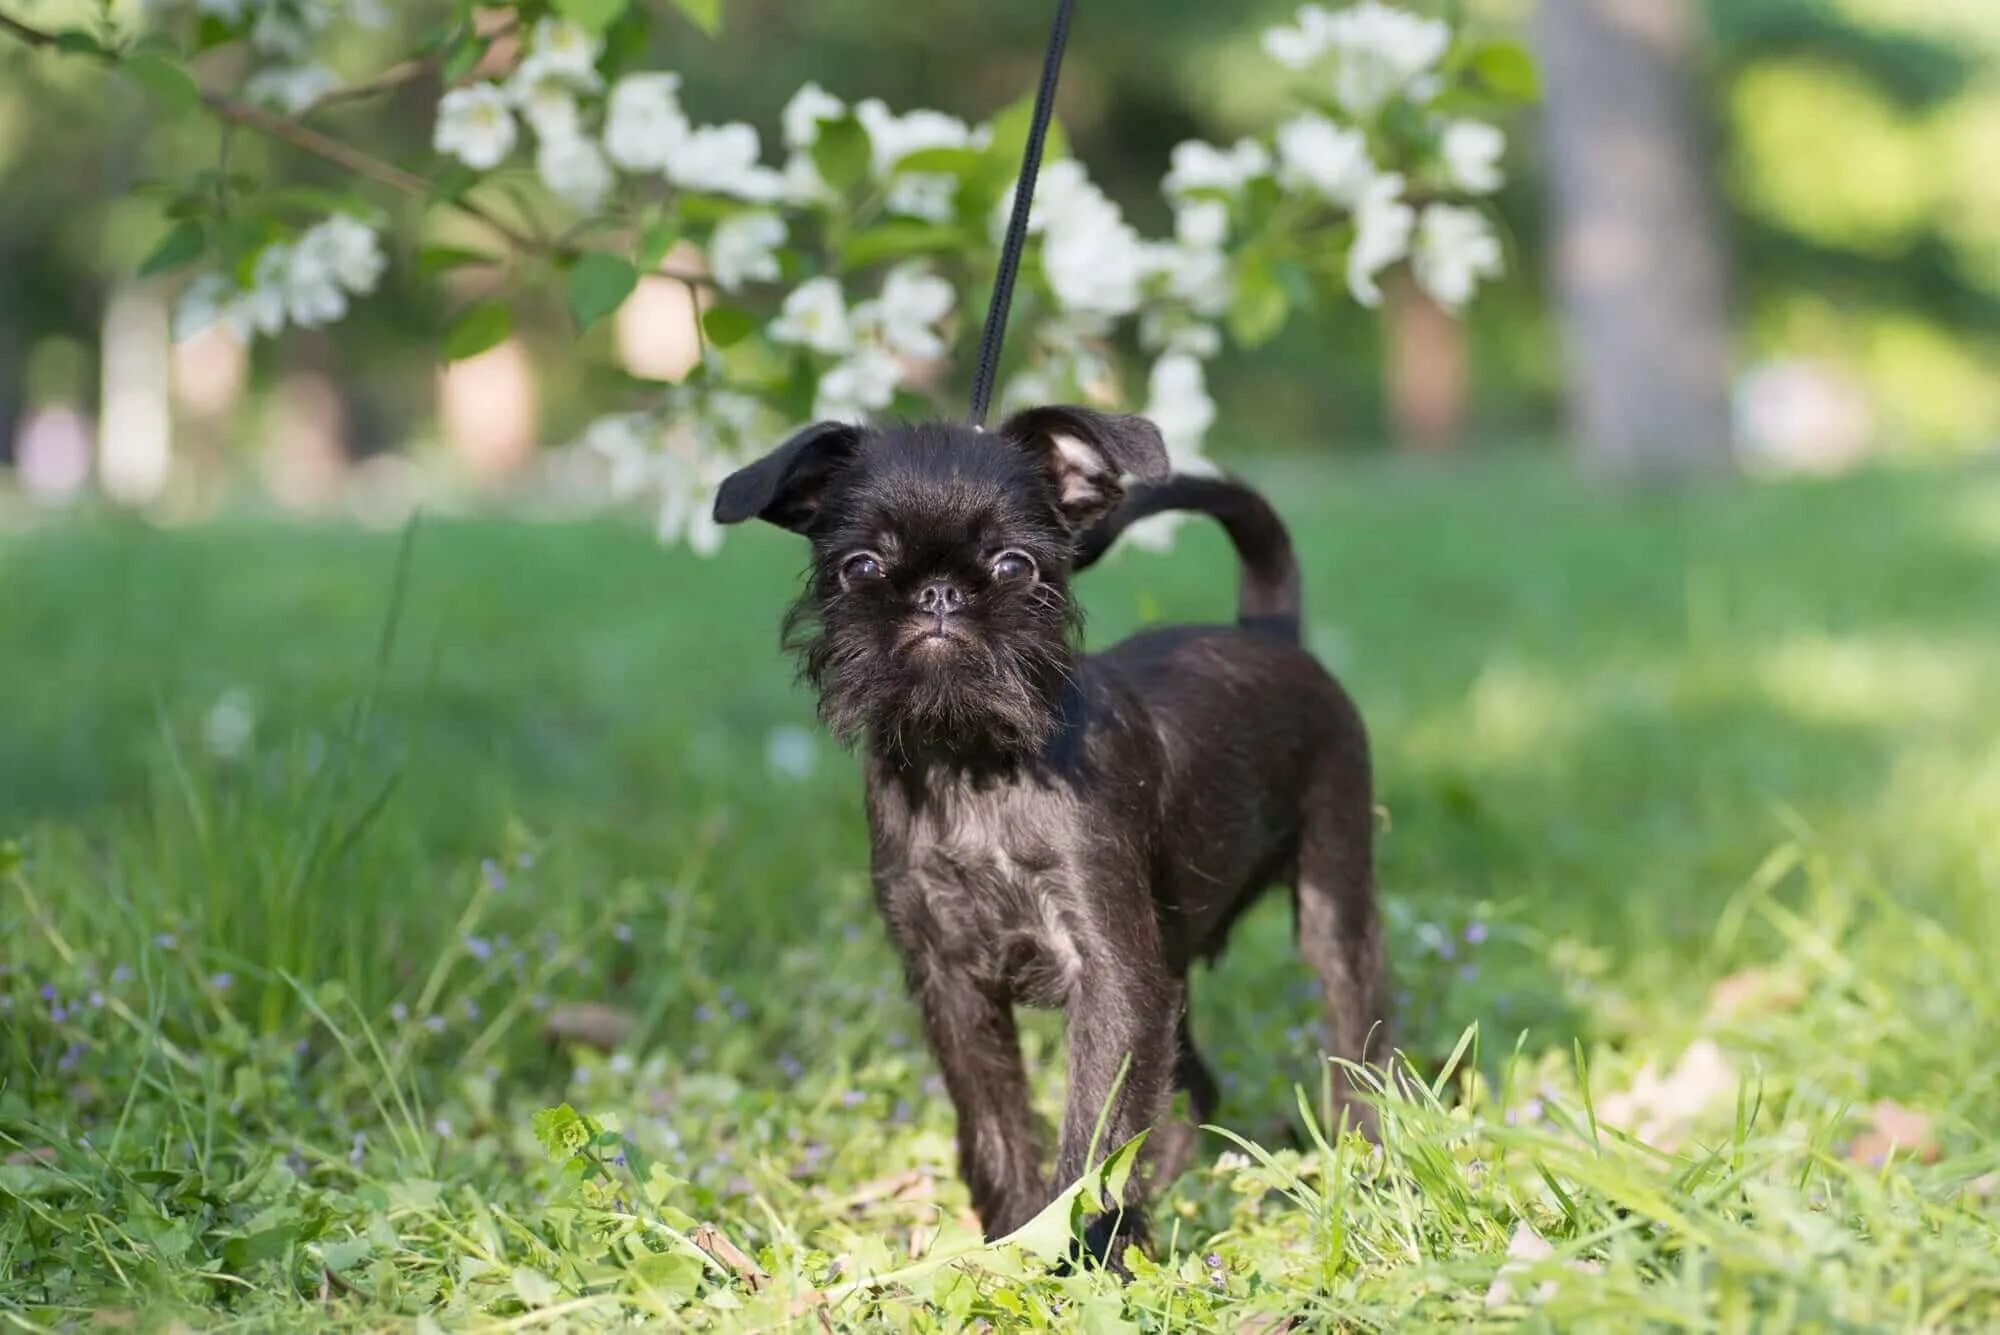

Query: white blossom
814 346 903 421
885 172 958 221
244 64 335 114
781 152 836 205
1145 241 1231 317
708 211 786 291
1325 2 1451 116
1276 114 1375 206
782 82 845 150
1126 352 1219 550
1139 309 1222 359
527 19 601 81
1413 203 1502 308
1175 200 1229 250
173 273 236 342
507 54 597 141
855 100 975 175
667 123 786 202
1262 4 1334 69
537 133 613 212
583 413 659 499
1441 120 1505 194
854 263 954 359
1347 172 1414 307
1163 138 1270 200
434 83 517 170
603 73 689 172
1146 351 1217 463
248 244 303 332
769 276 854 355
1002 160 1147 321
295 214 386 295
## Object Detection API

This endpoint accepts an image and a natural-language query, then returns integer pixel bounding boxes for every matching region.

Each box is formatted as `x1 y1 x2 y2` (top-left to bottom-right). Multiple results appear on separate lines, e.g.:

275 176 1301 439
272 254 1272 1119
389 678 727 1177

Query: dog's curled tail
1073 475 1302 643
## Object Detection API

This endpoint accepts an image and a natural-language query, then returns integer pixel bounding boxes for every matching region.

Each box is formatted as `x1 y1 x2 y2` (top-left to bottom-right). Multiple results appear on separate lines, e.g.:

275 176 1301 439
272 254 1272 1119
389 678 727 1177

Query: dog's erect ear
712 421 864 533
999 406 1171 529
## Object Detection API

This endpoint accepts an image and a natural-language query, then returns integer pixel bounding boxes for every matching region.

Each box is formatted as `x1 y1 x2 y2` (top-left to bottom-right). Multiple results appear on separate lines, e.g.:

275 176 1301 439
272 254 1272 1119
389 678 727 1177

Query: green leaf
637 217 680 270
123 53 201 116
139 220 206 277
700 305 757 348
53 29 107 56
1228 258 1289 348
1470 39 1540 101
441 32 489 82
632 1249 705 1296
314 1236 373 1275
416 245 500 277
986 94 1070 174
893 146 983 177
566 252 639 330
839 220 964 270
442 302 515 361
511 1265 559 1308
670 0 722 36
554 0 630 36
529 1103 598 1160
811 115 872 195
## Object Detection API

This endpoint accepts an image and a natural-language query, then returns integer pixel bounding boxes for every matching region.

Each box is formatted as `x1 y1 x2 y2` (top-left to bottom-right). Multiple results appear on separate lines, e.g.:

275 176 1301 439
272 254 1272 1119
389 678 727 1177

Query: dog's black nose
916 582 965 617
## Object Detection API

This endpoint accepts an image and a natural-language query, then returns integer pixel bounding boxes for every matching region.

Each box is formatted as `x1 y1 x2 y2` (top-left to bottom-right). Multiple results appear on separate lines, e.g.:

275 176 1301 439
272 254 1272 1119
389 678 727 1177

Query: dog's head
714 408 1169 759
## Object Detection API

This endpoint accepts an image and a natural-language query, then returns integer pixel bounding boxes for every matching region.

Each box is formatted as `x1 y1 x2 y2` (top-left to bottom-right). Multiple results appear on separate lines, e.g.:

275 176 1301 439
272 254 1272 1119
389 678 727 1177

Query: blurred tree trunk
1534 0 1734 480
1385 273 1468 452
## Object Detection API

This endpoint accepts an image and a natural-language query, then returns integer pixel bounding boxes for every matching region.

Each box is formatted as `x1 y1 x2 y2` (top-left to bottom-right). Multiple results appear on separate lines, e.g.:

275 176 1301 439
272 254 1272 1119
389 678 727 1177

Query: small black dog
713 407 1386 1259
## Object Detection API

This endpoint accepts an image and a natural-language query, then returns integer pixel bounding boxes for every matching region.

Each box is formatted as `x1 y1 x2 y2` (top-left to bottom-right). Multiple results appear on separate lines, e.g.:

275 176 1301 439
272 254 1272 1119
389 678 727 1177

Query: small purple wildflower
495 933 510 949
433 1117 452 1137
1457 964 1479 984
349 1133 366 1167
1464 921 1489 946
111 964 131 984
40 985 56 1003
609 1052 634 1076
1205 1253 1223 1268
841 1090 865 1108
612 1150 628 1169
515 850 535 870
728 1000 749 1021
51 1004 68 1023
529 993 550 1012
891 1100 912 1124
693 1004 714 1024
286 1149 309 1177
464 936 493 962
88 991 104 1009
462 999 481 1021
777 1054 803 1080
424 1014 446 1034
481 858 506 892
57 1042 84 1072
842 924 862 944
209 972 234 992
153 933 177 950
0 997 12 1015
390 1002 409 1022
294 1038 310 1057
612 923 634 944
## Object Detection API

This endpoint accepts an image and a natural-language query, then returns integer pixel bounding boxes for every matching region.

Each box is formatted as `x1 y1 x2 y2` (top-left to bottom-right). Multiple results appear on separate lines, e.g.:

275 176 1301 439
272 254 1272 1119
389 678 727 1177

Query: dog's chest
883 799 1086 1007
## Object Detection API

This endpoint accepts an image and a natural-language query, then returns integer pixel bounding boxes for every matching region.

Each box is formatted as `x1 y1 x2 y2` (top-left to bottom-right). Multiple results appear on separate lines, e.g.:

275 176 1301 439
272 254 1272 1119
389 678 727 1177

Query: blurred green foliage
0 0 1993 456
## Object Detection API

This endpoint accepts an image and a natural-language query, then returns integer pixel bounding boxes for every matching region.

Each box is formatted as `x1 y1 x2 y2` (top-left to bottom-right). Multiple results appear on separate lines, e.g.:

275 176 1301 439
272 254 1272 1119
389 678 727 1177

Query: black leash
966 0 1076 429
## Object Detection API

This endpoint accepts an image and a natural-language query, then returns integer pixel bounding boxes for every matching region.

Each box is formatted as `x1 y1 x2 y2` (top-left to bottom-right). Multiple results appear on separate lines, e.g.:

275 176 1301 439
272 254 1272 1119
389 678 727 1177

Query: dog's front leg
1055 964 1180 1264
910 962 1047 1239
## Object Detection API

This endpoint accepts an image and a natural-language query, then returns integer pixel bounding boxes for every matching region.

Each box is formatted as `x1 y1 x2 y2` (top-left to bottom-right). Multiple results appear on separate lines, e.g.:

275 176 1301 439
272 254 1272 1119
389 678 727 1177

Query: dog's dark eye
839 551 884 586
990 551 1036 582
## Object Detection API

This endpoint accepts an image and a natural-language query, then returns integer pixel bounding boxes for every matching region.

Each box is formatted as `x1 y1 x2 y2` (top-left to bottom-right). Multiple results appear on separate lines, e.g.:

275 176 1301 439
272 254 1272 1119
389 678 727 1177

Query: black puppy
713 408 1386 1259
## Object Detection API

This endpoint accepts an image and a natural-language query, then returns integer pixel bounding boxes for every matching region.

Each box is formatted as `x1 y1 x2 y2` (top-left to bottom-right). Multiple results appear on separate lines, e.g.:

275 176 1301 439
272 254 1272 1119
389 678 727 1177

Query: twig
309 11 518 110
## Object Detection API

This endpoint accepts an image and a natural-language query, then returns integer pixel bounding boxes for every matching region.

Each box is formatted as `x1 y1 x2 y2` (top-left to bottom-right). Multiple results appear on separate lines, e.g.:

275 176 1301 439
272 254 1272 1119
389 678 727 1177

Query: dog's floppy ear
999 405 1171 529
712 421 863 533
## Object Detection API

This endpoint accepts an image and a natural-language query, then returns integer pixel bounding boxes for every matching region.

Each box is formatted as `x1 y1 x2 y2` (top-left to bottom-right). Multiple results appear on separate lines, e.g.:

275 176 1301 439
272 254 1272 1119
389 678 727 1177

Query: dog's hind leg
1294 754 1390 1142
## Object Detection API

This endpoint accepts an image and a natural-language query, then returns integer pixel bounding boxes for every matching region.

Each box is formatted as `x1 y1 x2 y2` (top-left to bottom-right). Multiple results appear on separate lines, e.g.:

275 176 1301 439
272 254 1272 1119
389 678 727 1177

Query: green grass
4 451 2000 1330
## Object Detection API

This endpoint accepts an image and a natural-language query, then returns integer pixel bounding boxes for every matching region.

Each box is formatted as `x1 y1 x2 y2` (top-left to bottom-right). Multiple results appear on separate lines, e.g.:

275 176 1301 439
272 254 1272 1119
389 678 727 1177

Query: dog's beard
784 583 1080 760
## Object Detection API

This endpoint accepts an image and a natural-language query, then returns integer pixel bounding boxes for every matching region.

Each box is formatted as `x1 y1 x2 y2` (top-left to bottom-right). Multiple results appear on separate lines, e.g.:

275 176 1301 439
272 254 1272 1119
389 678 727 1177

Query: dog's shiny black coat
714 408 1386 1259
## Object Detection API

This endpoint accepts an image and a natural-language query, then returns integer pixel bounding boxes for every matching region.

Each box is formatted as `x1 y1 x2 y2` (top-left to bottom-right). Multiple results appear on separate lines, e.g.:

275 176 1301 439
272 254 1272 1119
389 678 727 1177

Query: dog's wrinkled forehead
818 425 1057 550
